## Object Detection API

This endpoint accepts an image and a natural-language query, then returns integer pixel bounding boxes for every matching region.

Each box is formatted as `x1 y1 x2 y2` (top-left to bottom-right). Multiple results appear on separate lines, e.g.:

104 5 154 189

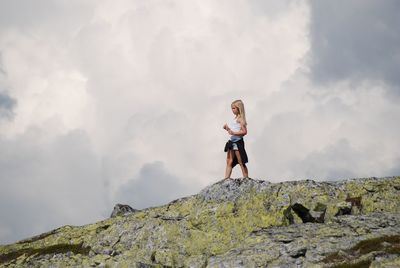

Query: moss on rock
1 176 399 267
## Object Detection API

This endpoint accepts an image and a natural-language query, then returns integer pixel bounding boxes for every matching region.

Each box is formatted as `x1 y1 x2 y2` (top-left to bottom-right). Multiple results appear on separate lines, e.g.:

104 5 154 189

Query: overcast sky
1 0 399 244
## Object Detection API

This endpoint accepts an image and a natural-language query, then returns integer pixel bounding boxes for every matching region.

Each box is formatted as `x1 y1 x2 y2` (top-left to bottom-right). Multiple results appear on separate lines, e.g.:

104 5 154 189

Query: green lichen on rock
323 235 400 268
0 242 90 265
1 176 399 267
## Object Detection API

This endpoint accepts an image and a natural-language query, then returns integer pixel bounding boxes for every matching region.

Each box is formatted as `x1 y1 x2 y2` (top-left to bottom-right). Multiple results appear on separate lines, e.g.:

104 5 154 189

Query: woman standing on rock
223 99 249 179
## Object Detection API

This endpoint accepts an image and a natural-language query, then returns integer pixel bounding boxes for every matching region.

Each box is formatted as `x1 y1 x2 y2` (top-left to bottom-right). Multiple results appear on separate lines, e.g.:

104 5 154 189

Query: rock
1 176 399 267
371 254 400 267
198 177 272 202
291 203 316 223
110 204 138 218
335 201 353 216
291 202 326 223
287 244 307 258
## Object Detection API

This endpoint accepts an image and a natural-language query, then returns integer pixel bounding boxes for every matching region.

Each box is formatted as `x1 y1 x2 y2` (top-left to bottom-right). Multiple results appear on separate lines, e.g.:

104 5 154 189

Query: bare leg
234 150 249 178
224 150 234 179
242 164 249 178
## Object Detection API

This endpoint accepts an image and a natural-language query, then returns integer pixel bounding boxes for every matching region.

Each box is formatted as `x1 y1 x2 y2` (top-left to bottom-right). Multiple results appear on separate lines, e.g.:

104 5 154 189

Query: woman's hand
228 129 234 135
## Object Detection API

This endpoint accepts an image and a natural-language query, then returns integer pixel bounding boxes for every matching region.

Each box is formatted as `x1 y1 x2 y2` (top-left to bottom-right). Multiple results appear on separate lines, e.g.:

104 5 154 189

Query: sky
0 0 399 244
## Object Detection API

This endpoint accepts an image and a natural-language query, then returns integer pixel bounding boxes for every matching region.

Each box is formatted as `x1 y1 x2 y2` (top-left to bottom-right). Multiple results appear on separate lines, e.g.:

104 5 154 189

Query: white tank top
228 118 242 142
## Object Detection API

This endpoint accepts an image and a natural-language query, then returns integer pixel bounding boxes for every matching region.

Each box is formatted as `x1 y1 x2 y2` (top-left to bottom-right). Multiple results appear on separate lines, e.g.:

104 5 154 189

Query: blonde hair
232 99 247 126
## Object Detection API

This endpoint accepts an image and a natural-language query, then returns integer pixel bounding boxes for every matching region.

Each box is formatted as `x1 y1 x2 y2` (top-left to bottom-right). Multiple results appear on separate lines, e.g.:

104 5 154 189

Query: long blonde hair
232 99 247 126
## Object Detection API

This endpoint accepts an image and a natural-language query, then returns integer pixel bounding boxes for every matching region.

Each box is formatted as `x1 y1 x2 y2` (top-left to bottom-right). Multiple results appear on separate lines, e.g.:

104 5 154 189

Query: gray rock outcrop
110 204 138 218
1 176 399 267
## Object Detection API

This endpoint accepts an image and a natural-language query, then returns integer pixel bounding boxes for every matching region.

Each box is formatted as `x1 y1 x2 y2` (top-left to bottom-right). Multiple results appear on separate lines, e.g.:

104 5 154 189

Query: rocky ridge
0 176 399 267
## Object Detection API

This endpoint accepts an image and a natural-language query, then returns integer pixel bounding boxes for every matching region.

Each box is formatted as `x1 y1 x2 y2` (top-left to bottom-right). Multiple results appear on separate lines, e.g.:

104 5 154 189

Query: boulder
110 204 138 218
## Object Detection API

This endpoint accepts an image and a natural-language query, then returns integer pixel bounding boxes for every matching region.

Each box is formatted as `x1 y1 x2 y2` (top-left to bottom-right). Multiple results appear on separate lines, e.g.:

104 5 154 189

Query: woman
223 99 249 179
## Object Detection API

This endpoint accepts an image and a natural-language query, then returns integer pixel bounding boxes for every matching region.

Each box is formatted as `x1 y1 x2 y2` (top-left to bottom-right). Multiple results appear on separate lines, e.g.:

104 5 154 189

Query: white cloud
115 161 197 209
250 78 400 180
0 0 399 244
0 127 106 244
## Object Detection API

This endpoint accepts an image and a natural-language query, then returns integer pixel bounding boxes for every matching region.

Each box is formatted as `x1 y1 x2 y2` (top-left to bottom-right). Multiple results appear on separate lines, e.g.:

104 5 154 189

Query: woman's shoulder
236 116 246 125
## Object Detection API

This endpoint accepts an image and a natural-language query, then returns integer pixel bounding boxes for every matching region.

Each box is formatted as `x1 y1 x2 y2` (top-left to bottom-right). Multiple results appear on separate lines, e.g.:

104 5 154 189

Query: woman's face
231 105 239 115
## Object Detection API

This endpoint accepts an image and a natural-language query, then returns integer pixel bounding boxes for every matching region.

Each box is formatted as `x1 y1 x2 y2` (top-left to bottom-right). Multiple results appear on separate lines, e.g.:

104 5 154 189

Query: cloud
292 139 359 180
0 0 94 34
248 0 297 17
389 158 400 177
292 137 399 181
0 126 107 244
0 91 16 120
0 0 399 245
308 0 400 94
0 0 309 244
115 161 196 209
250 78 400 181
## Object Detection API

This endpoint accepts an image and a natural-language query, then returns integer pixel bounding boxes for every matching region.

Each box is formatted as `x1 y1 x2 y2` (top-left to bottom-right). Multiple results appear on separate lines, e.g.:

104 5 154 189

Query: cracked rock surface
1 176 399 267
